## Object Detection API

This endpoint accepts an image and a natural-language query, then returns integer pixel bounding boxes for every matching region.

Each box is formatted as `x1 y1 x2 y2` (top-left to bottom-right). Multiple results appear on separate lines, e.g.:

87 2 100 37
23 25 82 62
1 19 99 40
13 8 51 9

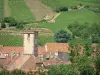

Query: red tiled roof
38 46 45 55
3 56 11 67
43 59 71 66
0 50 5 58
2 46 24 54
7 55 30 70
2 46 45 55
8 56 20 67
45 43 69 52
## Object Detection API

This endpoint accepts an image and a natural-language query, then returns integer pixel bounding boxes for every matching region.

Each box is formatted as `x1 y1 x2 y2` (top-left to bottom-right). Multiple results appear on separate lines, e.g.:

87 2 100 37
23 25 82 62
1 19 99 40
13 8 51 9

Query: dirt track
24 0 55 21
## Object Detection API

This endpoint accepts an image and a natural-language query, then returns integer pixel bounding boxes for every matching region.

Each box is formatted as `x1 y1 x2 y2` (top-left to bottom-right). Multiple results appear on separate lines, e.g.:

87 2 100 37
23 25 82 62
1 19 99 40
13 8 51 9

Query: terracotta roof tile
43 60 71 66
45 43 69 52
2 46 24 54
3 56 11 67
7 55 30 70
38 46 45 55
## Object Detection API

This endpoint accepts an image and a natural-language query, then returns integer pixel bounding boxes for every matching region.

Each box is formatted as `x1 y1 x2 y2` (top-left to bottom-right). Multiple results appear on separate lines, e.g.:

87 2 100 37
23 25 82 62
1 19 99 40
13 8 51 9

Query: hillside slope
24 0 55 21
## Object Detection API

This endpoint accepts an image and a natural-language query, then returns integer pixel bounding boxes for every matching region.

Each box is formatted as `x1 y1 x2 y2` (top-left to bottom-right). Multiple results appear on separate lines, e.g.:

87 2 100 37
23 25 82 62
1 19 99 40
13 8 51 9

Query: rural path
24 0 55 21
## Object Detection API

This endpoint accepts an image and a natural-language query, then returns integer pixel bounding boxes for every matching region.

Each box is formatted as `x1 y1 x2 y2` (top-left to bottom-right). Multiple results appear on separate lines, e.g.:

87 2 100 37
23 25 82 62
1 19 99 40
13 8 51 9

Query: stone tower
23 31 38 57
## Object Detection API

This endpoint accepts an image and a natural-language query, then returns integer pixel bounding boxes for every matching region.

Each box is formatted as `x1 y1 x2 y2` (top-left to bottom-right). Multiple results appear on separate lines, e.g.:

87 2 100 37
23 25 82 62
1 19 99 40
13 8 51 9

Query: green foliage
77 56 95 75
0 69 10 75
9 20 17 27
68 22 100 44
68 22 90 38
89 8 100 13
48 64 78 75
94 56 100 75
11 69 26 75
90 23 100 43
56 7 68 12
54 29 71 43
1 22 6 28
16 22 24 29
3 17 15 23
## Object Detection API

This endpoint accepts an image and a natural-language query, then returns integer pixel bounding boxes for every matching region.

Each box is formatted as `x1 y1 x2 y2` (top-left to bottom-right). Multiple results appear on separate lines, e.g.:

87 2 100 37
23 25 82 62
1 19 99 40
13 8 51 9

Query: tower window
27 34 30 40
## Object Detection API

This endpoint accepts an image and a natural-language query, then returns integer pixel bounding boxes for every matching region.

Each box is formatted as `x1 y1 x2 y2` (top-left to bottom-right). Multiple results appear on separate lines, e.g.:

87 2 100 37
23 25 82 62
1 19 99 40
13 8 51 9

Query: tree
1 22 6 28
3 17 15 23
16 22 24 29
77 56 95 75
47 64 78 75
67 22 90 39
94 56 100 75
90 23 100 43
9 20 17 27
0 69 10 75
54 29 71 43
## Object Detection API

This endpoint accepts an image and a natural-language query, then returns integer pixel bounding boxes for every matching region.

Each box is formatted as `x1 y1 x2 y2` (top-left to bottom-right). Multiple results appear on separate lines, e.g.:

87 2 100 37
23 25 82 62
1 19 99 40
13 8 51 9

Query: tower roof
22 31 38 34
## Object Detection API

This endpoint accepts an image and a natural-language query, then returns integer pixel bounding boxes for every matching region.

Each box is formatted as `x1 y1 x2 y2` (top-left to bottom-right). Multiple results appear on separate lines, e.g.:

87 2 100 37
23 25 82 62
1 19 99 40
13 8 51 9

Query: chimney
23 31 38 57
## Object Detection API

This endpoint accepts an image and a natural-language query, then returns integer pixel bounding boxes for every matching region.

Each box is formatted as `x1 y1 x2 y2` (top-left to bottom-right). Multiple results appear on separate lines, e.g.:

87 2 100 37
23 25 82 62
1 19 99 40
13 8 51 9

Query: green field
8 0 35 22
41 0 100 10
0 0 4 21
27 8 100 32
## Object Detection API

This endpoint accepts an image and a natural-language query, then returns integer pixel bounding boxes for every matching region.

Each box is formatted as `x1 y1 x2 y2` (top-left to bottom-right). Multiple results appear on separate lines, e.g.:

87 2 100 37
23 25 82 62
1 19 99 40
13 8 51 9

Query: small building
44 43 70 61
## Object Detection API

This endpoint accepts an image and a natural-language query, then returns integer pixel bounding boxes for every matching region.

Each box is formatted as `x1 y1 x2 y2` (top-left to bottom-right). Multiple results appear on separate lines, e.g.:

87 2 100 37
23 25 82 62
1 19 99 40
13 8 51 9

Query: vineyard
0 32 23 46
0 0 4 21
8 0 35 22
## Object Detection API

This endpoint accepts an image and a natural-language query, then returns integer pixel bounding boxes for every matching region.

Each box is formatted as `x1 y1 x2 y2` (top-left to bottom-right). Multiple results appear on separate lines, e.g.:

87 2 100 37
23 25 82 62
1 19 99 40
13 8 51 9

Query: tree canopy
54 29 71 43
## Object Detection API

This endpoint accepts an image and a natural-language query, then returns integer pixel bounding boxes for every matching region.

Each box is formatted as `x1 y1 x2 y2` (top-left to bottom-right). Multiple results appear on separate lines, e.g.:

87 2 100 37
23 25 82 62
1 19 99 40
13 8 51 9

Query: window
4 53 9 57
27 34 30 40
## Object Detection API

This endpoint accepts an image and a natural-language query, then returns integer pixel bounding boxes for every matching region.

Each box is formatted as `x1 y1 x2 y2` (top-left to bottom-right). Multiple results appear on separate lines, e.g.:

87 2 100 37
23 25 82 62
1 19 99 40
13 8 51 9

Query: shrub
0 69 10 75
16 22 24 29
84 5 89 8
56 7 68 12
1 22 6 28
3 17 15 23
54 29 71 43
11 69 26 75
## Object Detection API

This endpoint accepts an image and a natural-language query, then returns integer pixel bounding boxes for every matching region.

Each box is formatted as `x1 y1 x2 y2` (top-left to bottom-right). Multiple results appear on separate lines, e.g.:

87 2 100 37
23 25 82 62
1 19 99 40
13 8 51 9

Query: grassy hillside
0 0 4 21
40 0 100 10
27 8 100 32
8 0 35 22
